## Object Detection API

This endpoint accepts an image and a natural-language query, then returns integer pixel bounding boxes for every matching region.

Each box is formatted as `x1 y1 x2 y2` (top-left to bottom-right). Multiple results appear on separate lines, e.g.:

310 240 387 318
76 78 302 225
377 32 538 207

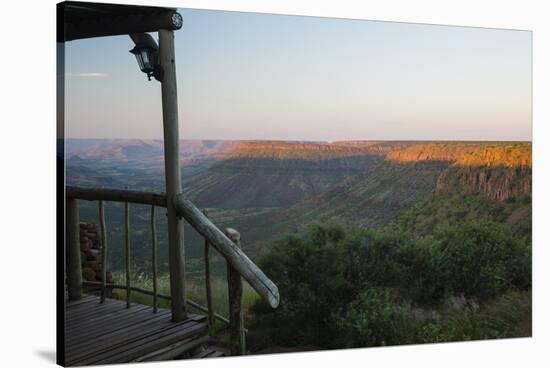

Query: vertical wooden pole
151 205 158 313
66 198 82 300
99 200 107 303
159 28 186 321
203 209 215 334
125 201 131 308
225 228 245 356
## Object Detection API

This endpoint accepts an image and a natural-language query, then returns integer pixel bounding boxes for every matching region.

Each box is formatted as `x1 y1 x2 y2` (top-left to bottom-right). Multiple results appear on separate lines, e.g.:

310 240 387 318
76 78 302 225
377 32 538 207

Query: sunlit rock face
386 142 531 167
435 166 531 201
385 142 531 201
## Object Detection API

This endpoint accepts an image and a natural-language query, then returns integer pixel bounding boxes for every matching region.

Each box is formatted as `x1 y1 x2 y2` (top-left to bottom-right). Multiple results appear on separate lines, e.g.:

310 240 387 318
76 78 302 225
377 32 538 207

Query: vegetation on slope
236 142 531 252
247 220 531 351
234 160 451 254
183 140 391 209
388 192 532 238
184 155 384 208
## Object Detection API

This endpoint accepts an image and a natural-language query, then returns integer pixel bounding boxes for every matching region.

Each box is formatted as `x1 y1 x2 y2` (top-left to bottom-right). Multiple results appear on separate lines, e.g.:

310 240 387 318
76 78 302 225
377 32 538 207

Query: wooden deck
65 295 226 366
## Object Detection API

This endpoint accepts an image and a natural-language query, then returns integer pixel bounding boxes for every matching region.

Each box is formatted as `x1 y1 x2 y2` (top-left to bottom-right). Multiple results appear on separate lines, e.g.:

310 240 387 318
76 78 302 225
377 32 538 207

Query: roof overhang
57 1 182 42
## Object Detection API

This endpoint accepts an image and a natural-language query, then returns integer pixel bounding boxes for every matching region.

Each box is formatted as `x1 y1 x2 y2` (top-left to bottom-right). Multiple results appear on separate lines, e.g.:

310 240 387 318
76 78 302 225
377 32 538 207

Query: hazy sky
64 8 532 141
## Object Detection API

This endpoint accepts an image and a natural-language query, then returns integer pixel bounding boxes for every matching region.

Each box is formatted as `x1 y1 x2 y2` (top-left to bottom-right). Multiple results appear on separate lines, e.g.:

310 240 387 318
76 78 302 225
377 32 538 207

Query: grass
111 271 261 322
417 289 532 343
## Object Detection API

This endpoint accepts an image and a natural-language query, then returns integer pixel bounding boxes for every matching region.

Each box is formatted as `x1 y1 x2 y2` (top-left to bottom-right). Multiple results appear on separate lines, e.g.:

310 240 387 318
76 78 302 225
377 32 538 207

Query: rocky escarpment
435 166 531 201
387 142 531 167
227 141 387 160
387 142 532 201
331 140 412 154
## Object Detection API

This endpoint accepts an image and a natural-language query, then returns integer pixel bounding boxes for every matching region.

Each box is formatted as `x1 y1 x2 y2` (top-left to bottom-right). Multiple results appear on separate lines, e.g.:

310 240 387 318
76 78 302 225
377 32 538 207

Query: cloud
67 72 110 78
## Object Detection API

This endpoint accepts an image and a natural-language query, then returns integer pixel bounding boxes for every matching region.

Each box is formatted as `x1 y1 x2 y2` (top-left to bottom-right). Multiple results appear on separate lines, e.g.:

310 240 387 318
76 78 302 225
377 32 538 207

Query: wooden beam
202 209 215 334
151 205 158 313
66 186 167 207
124 201 131 308
66 198 82 300
173 194 280 309
225 228 245 355
98 200 107 303
159 28 186 322
62 2 182 42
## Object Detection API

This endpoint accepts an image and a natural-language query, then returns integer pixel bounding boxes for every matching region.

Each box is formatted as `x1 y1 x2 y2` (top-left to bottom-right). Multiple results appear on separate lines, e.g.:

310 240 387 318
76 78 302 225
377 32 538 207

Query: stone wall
79 222 113 291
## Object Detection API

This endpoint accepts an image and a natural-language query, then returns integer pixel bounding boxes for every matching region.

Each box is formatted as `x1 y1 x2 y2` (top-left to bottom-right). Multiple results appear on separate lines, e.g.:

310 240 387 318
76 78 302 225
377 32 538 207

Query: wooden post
151 205 158 313
124 201 131 308
66 198 82 300
159 28 186 321
99 200 107 303
225 228 245 356
203 209 215 334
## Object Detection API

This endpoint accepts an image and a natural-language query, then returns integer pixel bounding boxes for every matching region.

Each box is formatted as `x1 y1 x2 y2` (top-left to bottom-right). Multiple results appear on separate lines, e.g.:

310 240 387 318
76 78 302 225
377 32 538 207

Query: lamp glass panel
140 50 153 72
135 54 144 70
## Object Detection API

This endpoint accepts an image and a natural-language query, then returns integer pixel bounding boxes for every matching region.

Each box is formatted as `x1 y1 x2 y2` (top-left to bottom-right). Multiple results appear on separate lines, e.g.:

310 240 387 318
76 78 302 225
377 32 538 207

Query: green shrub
335 288 416 347
249 222 358 348
248 220 531 351
432 221 531 300
417 290 531 343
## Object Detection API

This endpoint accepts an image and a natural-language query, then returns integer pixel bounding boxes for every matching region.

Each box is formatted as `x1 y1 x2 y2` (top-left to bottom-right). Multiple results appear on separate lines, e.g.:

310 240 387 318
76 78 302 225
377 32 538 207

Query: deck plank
67 304 150 335
65 295 211 366
67 305 155 344
67 309 172 354
68 310 172 356
73 320 206 365
65 295 96 308
66 300 124 322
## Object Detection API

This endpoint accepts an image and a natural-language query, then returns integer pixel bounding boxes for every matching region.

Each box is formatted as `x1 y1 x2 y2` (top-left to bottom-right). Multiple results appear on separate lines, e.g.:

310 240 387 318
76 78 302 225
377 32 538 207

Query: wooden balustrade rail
66 186 167 207
173 193 280 309
66 186 279 355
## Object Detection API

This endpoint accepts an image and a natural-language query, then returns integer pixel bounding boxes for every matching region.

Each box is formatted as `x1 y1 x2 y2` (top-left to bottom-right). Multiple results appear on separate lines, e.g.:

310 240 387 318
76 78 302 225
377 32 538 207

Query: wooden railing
65 185 279 355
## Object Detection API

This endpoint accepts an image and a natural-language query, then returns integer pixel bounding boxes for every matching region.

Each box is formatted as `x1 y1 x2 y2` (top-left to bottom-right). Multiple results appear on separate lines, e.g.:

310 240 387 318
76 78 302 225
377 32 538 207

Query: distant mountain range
66 139 532 257
66 138 235 164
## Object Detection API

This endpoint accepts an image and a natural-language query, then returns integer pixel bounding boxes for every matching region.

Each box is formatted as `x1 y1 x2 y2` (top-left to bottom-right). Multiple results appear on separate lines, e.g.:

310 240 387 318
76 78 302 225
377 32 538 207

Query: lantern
129 33 163 81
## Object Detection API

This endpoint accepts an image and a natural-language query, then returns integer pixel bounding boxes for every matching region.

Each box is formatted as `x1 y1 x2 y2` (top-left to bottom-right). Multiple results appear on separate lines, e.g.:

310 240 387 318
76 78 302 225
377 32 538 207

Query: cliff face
435 166 532 201
386 142 532 201
386 142 531 168
227 141 388 160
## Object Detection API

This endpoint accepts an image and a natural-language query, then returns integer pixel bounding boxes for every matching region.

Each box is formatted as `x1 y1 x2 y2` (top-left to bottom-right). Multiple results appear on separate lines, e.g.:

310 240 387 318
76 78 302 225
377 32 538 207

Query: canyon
66 139 532 259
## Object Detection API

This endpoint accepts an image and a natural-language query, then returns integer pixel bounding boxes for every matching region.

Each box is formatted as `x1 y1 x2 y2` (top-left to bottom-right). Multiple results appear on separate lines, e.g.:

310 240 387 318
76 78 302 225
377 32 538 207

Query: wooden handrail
66 186 280 311
66 186 167 207
174 193 280 309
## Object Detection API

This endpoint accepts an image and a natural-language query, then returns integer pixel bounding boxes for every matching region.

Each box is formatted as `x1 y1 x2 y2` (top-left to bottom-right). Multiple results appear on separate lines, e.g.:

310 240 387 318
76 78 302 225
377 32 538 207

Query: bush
417 290 531 343
249 222 355 348
248 220 531 351
432 221 531 300
335 288 416 347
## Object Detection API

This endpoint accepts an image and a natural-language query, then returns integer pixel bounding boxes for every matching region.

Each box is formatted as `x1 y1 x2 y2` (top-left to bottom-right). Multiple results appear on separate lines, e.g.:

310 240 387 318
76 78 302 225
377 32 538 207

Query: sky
64 8 532 141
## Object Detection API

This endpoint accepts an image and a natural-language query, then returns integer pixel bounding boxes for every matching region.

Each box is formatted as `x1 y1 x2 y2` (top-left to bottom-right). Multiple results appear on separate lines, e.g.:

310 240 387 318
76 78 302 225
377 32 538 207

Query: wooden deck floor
65 295 224 366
